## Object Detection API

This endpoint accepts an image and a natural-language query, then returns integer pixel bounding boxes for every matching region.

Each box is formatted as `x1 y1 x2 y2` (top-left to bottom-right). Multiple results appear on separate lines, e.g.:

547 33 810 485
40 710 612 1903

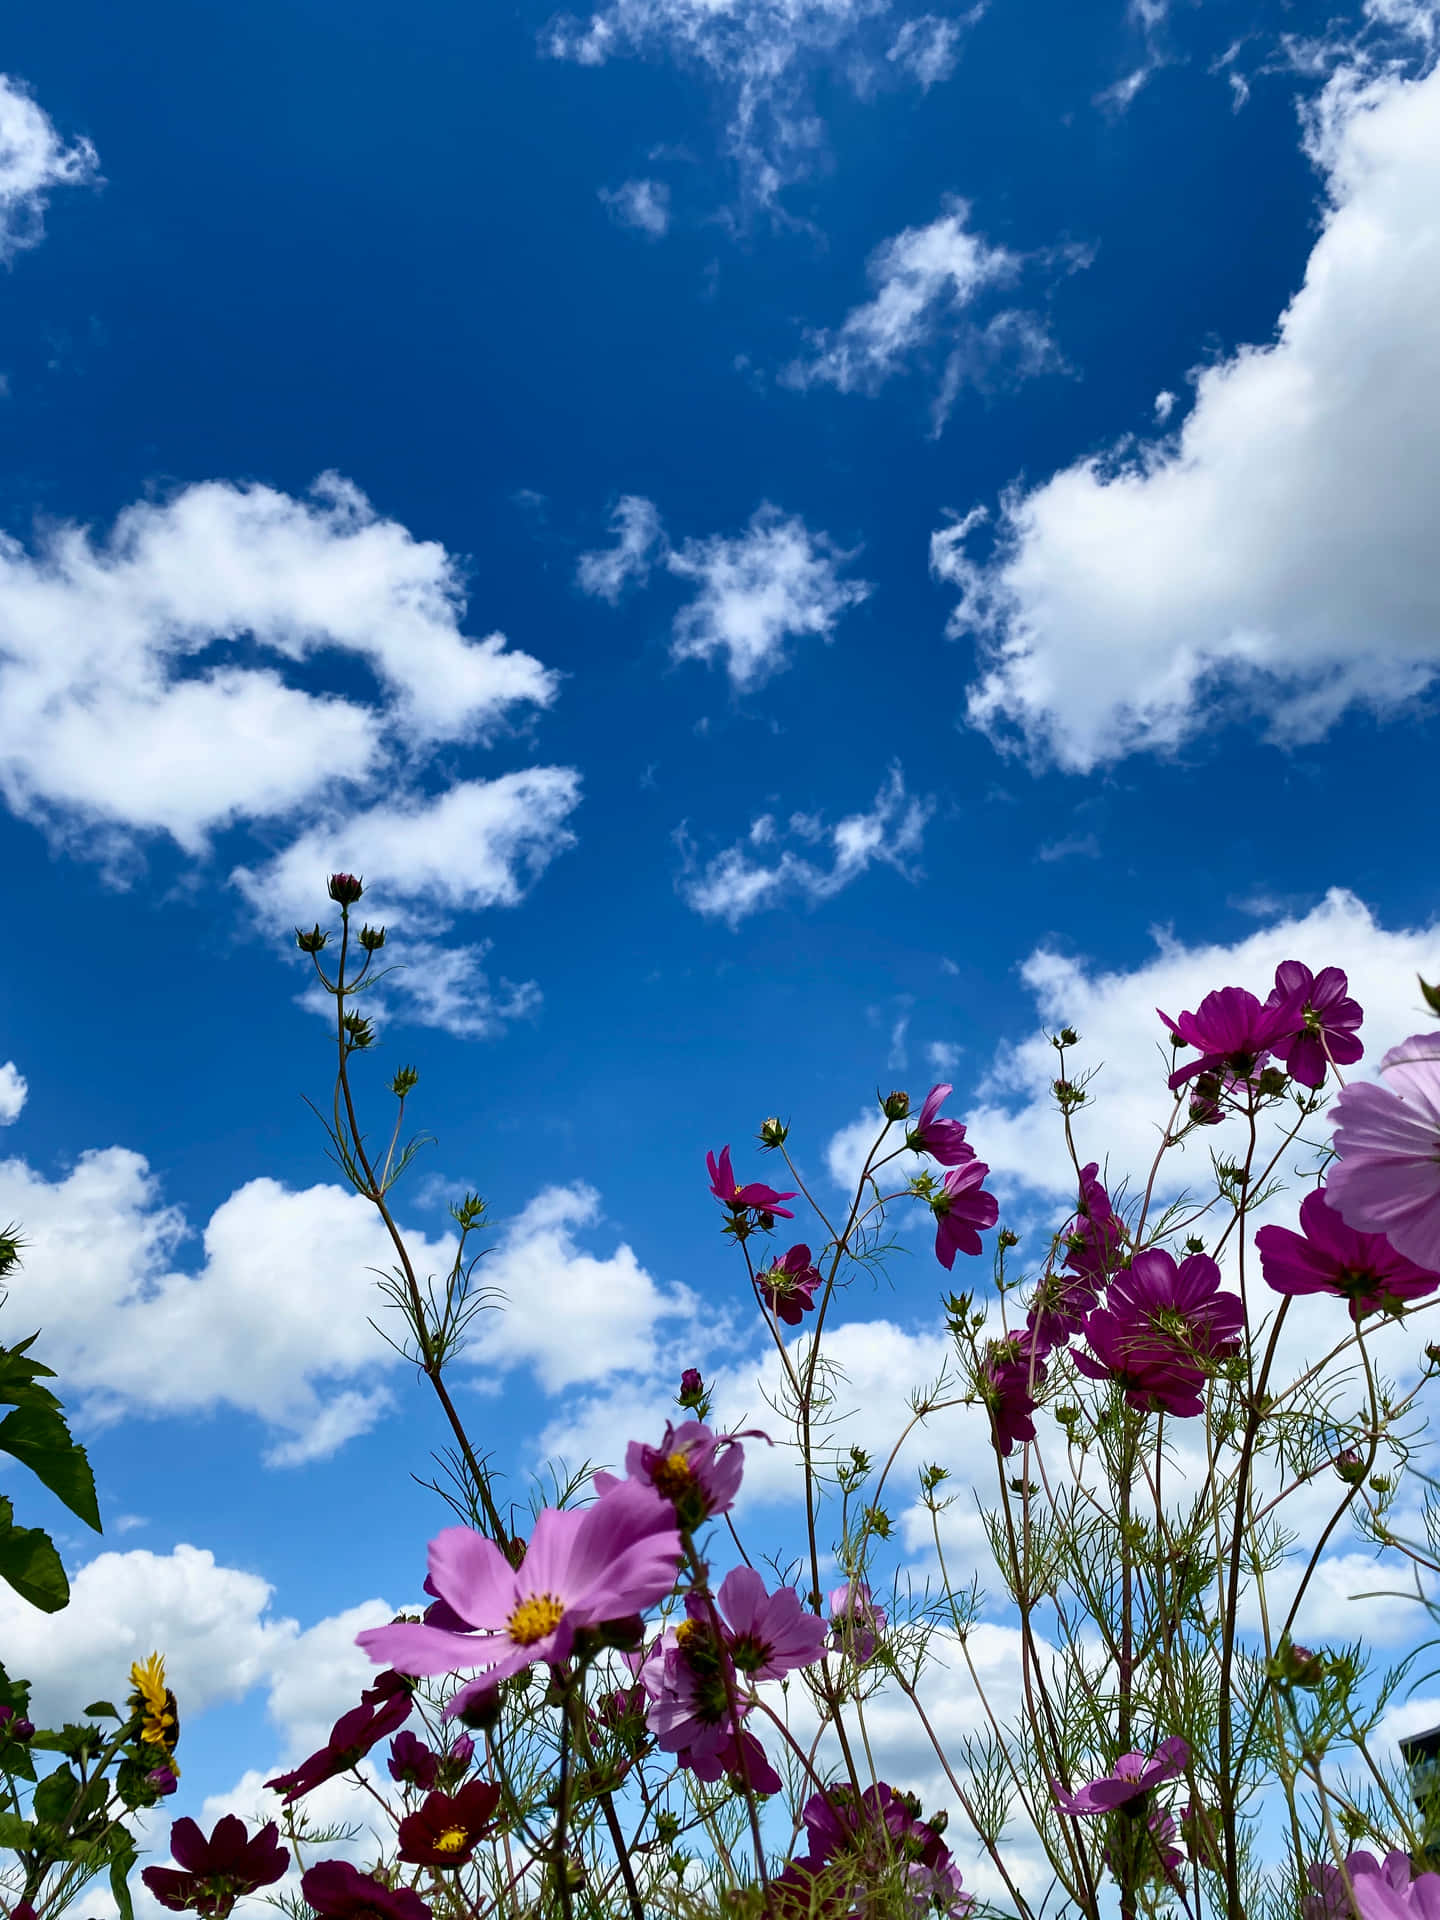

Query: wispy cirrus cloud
577 496 870 686
678 764 932 925
0 73 99 262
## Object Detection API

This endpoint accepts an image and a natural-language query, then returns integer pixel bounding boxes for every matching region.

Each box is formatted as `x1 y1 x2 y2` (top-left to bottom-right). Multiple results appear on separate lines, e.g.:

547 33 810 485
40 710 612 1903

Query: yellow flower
128 1651 178 1751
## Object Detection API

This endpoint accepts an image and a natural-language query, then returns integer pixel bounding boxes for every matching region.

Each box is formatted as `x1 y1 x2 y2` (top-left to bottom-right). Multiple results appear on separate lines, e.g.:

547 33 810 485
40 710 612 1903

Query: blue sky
2 0 1440 1894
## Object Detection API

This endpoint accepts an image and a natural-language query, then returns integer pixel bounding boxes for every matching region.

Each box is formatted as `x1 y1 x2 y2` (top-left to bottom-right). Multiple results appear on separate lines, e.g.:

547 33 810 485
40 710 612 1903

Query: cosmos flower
981 1329 1048 1456
594 1420 748 1534
708 1567 827 1679
706 1146 796 1218
906 1084 975 1166
264 1673 413 1803
757 1244 823 1324
396 1780 503 1866
1256 1189 1440 1318
1158 987 1299 1090
1073 1251 1242 1418
1267 961 1364 1088
1303 1849 1440 1919
1052 1737 1189 1816
828 1581 886 1664
141 1817 289 1919
387 1730 439 1791
1328 1033 1440 1272
931 1160 999 1269
354 1479 681 1714
301 1862 430 1920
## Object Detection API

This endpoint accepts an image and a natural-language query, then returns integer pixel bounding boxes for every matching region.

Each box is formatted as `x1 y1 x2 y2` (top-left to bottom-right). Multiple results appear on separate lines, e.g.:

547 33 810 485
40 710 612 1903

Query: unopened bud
457 1685 503 1730
758 1116 789 1149
1257 1066 1289 1097
1333 1449 1365 1484
881 1090 911 1121
295 924 329 954
328 872 364 906
997 1227 1020 1250
1053 1027 1080 1049
390 1065 420 1097
677 1367 706 1412
358 923 386 952
145 1765 179 1797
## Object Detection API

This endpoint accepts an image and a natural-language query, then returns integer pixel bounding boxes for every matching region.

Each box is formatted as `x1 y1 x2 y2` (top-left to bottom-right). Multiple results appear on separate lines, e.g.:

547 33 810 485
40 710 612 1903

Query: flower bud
390 1066 420 1098
358 923 386 952
456 1685 503 1731
328 872 364 906
757 1117 788 1149
295 924 329 953
1257 1066 1289 1097
677 1367 707 1412
10 1716 33 1741
997 1227 1020 1250
881 1090 911 1121
449 1732 475 1764
1425 1343 1440 1370
145 1765 179 1796
1333 1450 1366 1484
1053 1027 1080 1049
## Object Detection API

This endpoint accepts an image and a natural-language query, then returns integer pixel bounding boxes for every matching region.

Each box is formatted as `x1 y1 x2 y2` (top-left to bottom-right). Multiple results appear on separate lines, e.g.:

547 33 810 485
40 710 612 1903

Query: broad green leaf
0 1336 60 1410
0 1810 31 1848
83 1701 120 1719
110 1833 137 1920
0 1403 101 1531
0 1501 69 1611
32 1762 80 1824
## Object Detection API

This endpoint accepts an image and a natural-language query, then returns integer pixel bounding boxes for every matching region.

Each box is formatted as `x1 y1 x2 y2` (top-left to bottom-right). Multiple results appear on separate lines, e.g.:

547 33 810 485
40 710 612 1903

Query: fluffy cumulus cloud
578 496 870 686
934 48 1440 769
783 197 1070 428
543 0 978 203
0 473 578 1034
679 764 932 924
0 1060 26 1124
598 176 671 235
468 1183 699 1393
0 73 99 262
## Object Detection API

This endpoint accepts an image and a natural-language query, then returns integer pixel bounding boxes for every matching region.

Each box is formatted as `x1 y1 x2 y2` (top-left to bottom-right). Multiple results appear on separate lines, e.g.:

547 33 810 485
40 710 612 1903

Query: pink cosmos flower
931 1160 999 1269
1074 1251 1242 1418
787 1782 975 1918
758 1244 822 1324
708 1567 827 1679
906 1085 975 1166
706 1146 796 1219
1053 1736 1189 1816
828 1581 886 1663
1303 1849 1440 1919
1328 1033 1440 1272
1268 962 1364 1088
355 1479 682 1714
1256 1189 1440 1318
594 1419 748 1534
1158 986 1300 1090
638 1623 747 1770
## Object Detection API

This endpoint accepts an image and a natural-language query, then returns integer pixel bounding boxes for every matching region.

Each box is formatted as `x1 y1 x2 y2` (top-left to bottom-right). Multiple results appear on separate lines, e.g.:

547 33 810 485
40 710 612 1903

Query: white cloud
469 1184 699 1393
667 503 871 686
0 1061 25 1124
0 74 99 263
886 12 973 87
544 0 969 205
579 497 870 687
599 176 671 235
935 54 1440 771
576 494 665 603
782 200 1018 390
680 765 932 925
1153 387 1177 422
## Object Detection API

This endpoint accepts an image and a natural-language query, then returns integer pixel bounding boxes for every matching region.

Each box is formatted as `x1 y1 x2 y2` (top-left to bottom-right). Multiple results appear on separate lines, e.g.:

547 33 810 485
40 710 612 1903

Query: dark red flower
301 1861 430 1920
141 1816 289 1919
265 1674 412 1803
757 1244 822 1324
396 1780 503 1866
1267 962 1364 1089
387 1730 439 1791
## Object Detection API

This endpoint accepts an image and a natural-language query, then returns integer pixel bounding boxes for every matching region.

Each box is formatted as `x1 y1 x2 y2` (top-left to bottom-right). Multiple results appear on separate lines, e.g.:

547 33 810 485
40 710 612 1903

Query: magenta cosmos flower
387 1730 439 1790
1304 1850 1440 1919
594 1419 748 1535
931 1160 999 1269
981 1328 1048 1456
141 1817 289 1919
1074 1251 1242 1418
265 1670 413 1802
1256 1189 1440 1318
1053 1736 1189 1816
906 1084 974 1166
302 1862 430 1920
1158 986 1300 1090
757 1243 822 1324
1268 961 1364 1088
704 1566 827 1679
1328 1032 1440 1272
355 1479 681 1714
706 1146 796 1218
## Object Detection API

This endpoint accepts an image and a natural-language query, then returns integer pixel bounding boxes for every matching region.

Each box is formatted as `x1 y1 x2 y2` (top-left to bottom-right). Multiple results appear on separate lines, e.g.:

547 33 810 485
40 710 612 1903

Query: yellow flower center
674 1618 699 1648
433 1826 469 1854
649 1451 694 1499
508 1593 565 1645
